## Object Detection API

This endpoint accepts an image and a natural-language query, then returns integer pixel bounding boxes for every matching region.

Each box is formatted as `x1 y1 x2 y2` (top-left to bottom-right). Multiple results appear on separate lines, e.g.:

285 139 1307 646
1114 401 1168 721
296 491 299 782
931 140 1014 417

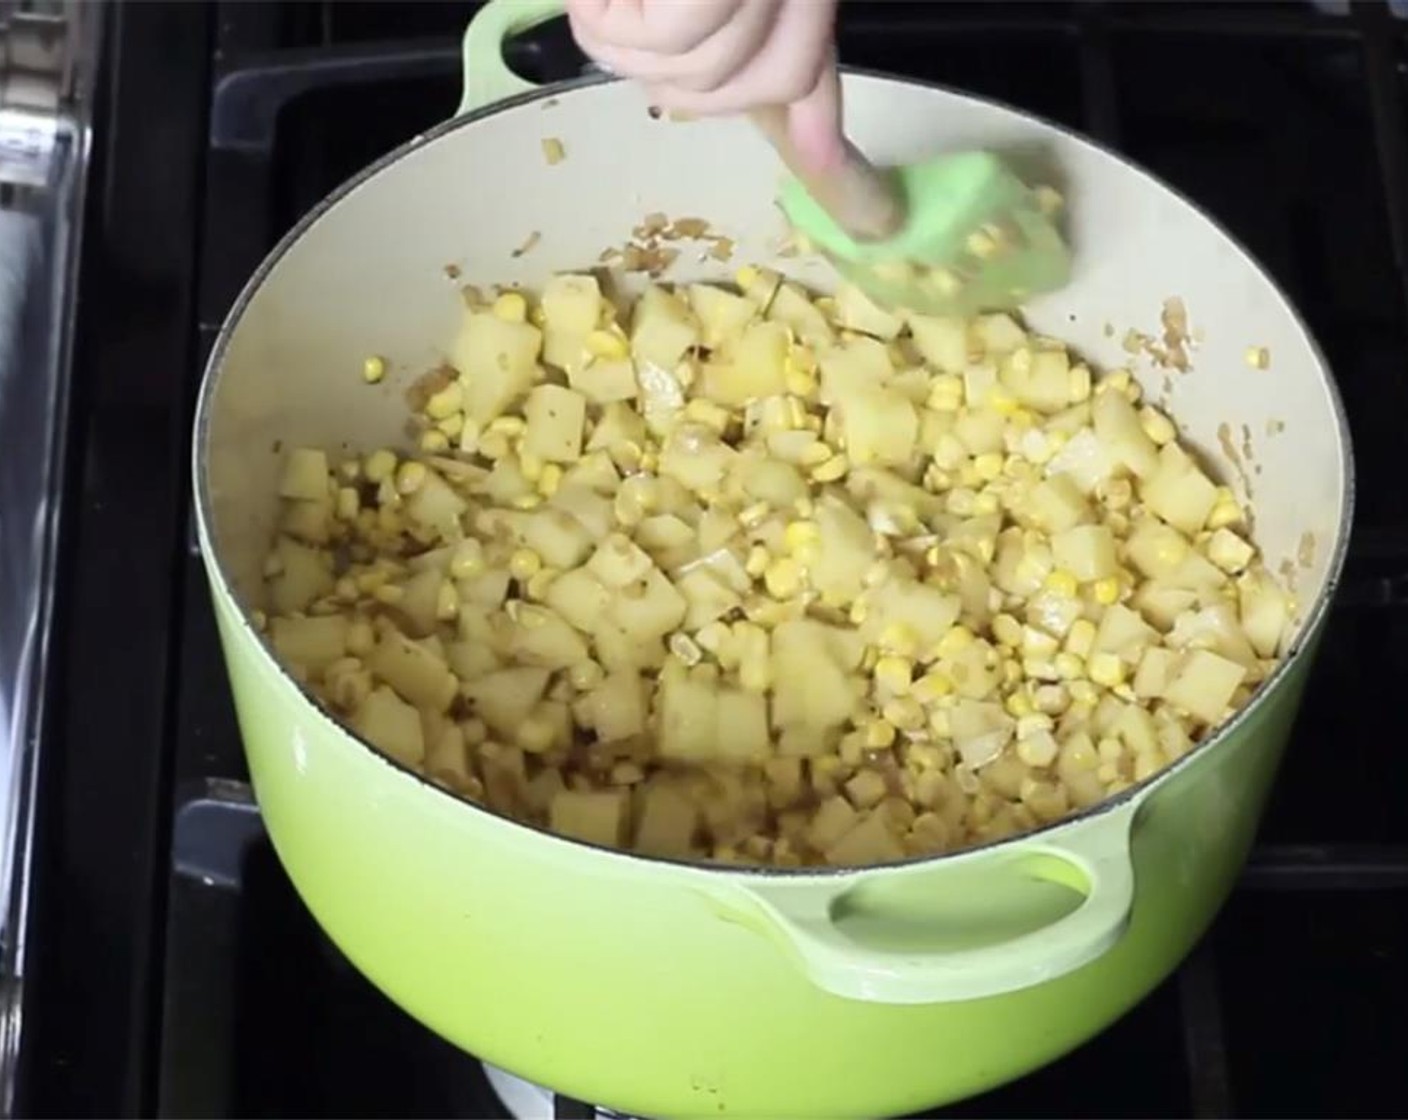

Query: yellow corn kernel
436 412 465 438
735 265 759 289
988 388 1020 416
516 712 556 754
991 613 1023 649
798 442 832 468
1016 711 1055 738
487 415 526 438
585 329 628 359
1092 577 1121 606
783 520 821 556
763 556 804 599
864 719 898 749
394 460 427 495
694 621 731 655
492 291 528 322
1035 185 1064 215
373 583 404 606
1088 651 1126 688
1004 691 1034 718
1044 568 1079 598
745 545 771 578
1054 652 1085 680
935 625 974 660
1102 369 1133 396
784 367 818 398
508 548 542 582
419 429 450 453
739 501 771 530
568 659 605 691
343 617 374 655
1016 728 1060 768
735 623 771 692
478 431 511 460
876 622 918 659
435 580 459 621
363 448 397 484
537 463 563 497
1065 618 1096 659
874 656 913 696
525 568 557 601
458 417 482 454
1206 489 1244 531
1139 405 1176 445
973 452 1004 482
911 671 954 704
425 382 463 420
809 453 849 483
518 452 545 483
449 540 484 580
972 491 1001 517
362 355 387 384
1068 363 1092 403
1244 345 1270 370
883 697 926 731
926 375 964 412
966 228 998 259
684 398 731 434
334 486 360 521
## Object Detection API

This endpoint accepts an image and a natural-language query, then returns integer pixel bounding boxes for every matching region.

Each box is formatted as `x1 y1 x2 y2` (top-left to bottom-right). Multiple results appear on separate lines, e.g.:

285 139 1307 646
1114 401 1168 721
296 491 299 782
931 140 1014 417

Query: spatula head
778 150 1072 318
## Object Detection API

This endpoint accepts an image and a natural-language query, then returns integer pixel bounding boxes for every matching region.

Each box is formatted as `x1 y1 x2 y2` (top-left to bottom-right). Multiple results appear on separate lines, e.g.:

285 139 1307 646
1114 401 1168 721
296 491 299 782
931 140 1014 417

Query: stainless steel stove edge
0 2 98 1115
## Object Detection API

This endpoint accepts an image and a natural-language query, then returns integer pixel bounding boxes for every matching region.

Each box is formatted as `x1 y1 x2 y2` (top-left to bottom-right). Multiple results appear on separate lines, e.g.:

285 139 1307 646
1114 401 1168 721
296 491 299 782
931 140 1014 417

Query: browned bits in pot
512 231 542 259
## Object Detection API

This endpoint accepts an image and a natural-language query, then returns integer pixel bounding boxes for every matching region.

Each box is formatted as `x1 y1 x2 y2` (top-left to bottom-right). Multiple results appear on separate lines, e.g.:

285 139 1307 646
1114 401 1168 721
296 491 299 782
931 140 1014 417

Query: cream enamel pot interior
190 7 1352 1118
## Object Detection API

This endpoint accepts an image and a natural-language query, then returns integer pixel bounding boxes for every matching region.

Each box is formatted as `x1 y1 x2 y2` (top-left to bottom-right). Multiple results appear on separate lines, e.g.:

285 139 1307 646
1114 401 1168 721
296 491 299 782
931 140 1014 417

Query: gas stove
15 2 1408 1117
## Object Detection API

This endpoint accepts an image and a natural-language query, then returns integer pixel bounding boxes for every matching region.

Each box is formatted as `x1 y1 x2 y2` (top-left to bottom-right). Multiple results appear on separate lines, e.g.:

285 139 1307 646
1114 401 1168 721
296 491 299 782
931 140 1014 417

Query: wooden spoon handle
748 105 905 243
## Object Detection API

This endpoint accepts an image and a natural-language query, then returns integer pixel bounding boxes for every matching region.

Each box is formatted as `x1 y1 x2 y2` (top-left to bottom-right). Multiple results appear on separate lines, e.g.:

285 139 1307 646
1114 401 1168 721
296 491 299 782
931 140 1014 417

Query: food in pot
254 265 1294 867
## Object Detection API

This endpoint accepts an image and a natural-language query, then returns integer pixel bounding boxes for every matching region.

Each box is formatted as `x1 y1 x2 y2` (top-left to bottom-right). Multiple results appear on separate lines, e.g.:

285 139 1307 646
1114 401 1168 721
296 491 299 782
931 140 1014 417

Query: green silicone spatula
750 107 1072 317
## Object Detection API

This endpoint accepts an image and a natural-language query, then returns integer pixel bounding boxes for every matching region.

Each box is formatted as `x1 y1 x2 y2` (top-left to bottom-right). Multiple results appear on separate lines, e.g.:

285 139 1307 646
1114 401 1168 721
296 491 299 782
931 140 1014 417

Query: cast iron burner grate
20 2 1408 1117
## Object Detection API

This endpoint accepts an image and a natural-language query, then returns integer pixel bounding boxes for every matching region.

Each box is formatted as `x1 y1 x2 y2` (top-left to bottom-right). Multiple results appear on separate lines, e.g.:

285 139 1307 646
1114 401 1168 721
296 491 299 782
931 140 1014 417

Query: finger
639 0 836 115
785 53 845 173
569 1 777 89
663 0 783 94
572 0 742 55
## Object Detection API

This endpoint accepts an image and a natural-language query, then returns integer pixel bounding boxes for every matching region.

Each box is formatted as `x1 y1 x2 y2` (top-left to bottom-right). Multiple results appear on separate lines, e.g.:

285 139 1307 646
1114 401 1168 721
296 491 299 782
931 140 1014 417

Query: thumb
785 55 844 175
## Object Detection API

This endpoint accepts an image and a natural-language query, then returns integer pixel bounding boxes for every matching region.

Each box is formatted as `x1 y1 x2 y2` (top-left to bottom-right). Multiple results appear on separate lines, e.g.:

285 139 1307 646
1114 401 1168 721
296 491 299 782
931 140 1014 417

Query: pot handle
458 0 569 117
713 809 1135 1005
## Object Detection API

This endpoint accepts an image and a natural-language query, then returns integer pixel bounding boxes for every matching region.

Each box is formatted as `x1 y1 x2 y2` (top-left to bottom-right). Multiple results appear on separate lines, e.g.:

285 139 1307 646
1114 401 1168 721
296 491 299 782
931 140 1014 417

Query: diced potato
974 312 1028 354
835 283 902 341
1140 443 1219 534
587 400 648 458
862 579 962 651
569 357 638 404
767 281 833 347
463 666 551 738
353 685 425 766
1093 385 1159 478
266 536 334 615
508 604 591 669
659 424 738 495
544 567 613 633
631 286 698 371
587 533 655 589
841 388 918 467
1001 347 1071 414
634 782 699 858
453 310 542 423
1239 569 1291 658
770 620 855 737
550 788 629 848
907 313 967 373
698 321 788 405
687 283 759 349
715 688 770 763
609 568 687 643
579 670 648 742
657 661 718 761
1027 474 1090 532
1094 603 1157 659
367 626 458 712
405 470 468 538
541 274 602 370
1047 428 1114 494
675 567 742 630
270 614 348 673
523 384 586 463
279 448 330 501
445 638 501 683
819 336 891 405
1161 649 1247 724
826 810 904 866
1051 524 1119 582
517 509 593 570
810 496 875 605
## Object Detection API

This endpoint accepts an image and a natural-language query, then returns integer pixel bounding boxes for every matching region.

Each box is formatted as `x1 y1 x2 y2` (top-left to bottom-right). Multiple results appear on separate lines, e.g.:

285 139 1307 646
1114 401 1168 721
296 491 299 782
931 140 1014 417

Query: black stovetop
18 2 1408 1117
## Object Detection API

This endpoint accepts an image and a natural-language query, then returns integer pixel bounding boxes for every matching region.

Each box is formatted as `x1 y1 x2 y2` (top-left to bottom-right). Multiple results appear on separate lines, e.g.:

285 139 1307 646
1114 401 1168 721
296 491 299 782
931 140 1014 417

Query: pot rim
191 66 1356 881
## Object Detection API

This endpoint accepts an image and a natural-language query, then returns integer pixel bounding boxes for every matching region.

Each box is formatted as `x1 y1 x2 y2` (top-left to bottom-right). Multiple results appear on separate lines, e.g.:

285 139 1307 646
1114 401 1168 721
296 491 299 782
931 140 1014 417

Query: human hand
564 0 844 174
